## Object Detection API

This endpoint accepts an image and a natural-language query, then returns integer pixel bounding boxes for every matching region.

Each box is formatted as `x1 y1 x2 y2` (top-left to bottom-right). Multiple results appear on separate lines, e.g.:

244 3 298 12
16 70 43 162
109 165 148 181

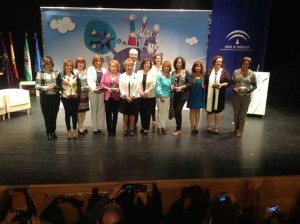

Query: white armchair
0 93 6 120
0 88 31 119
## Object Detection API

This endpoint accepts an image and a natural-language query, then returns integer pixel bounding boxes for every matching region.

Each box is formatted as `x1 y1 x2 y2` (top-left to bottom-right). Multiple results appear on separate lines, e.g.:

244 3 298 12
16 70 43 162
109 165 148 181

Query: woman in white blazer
136 58 156 135
87 54 107 134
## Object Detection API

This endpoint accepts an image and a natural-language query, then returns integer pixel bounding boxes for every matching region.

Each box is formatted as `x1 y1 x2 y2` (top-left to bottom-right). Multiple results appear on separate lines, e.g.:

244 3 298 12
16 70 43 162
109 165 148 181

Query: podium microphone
256 64 260 71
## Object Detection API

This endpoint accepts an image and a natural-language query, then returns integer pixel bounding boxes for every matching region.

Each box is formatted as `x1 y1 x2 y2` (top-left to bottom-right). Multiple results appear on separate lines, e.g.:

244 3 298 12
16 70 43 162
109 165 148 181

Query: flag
8 32 19 81
24 33 32 81
0 32 13 85
34 33 43 73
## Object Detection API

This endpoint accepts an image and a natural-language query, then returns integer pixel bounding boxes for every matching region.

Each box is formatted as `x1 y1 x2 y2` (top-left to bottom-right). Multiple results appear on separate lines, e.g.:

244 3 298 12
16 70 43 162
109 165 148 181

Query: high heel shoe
78 129 85 135
67 130 72 139
214 128 219 135
235 130 243 138
47 133 54 140
172 130 181 136
72 130 77 139
191 130 199 134
52 132 57 139
231 130 237 135
207 128 212 134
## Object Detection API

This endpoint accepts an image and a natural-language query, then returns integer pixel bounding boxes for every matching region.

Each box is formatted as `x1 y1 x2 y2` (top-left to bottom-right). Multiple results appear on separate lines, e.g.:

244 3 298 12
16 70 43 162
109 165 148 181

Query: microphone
256 64 260 71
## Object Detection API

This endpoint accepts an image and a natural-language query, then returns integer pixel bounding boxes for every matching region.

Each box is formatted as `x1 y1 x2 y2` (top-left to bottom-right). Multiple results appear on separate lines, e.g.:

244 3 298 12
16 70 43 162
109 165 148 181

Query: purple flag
0 33 13 86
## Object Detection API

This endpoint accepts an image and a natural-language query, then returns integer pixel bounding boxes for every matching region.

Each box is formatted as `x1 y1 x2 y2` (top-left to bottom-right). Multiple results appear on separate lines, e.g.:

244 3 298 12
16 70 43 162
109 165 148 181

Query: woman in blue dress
187 60 205 134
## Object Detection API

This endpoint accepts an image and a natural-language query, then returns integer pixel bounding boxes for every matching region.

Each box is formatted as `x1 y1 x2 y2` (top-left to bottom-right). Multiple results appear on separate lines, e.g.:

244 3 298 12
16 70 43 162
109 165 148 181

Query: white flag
24 33 32 81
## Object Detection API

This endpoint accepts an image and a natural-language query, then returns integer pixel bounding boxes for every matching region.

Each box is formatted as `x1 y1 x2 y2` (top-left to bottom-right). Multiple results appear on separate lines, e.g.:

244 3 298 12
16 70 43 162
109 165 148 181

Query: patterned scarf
206 68 222 112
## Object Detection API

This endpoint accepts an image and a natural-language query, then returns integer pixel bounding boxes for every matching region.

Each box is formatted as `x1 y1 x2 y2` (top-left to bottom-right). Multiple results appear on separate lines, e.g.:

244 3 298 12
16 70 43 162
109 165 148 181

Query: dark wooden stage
0 95 299 186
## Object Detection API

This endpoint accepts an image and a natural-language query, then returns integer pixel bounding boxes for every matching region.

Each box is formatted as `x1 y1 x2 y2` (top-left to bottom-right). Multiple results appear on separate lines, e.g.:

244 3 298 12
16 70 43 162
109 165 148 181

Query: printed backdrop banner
41 8 211 71
207 0 271 97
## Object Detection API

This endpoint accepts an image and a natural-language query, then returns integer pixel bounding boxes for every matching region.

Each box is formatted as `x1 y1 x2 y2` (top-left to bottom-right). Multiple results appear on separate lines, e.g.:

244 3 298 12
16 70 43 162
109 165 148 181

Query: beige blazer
136 70 156 98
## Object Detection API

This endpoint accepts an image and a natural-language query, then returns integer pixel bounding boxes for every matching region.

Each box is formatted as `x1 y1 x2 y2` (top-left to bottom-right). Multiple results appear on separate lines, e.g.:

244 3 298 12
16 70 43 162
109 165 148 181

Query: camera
268 205 278 212
122 183 148 192
218 192 227 202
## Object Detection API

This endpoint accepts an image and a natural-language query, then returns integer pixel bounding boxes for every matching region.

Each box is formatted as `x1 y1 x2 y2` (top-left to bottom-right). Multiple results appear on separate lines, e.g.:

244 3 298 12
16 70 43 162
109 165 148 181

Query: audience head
100 202 126 224
39 205 64 224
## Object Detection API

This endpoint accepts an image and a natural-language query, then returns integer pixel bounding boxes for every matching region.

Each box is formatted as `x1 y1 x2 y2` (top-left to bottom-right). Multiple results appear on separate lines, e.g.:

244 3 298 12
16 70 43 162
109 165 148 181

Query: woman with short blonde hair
87 54 107 134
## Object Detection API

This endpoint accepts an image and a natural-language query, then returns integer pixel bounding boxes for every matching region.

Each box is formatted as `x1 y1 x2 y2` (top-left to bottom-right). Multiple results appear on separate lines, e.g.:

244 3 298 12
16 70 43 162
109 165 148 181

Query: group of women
203 55 257 138
36 53 257 140
154 55 256 138
36 54 108 140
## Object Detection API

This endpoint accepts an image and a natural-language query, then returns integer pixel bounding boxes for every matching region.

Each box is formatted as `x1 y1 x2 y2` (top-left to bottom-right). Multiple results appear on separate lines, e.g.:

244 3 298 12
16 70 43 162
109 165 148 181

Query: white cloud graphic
50 17 75 34
185 37 198 46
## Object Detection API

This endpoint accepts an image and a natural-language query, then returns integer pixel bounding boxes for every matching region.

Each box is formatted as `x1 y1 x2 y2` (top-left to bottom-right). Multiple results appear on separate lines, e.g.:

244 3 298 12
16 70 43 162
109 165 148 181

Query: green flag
24 33 32 81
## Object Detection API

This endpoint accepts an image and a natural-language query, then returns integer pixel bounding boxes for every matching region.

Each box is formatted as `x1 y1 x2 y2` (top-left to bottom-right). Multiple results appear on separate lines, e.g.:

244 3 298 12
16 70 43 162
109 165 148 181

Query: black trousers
150 97 156 121
61 97 80 130
40 93 60 134
139 97 153 130
104 98 120 134
173 99 186 131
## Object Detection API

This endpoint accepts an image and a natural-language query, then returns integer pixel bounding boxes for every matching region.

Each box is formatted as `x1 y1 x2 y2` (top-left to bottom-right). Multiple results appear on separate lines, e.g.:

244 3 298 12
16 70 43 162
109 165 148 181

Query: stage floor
0 96 299 185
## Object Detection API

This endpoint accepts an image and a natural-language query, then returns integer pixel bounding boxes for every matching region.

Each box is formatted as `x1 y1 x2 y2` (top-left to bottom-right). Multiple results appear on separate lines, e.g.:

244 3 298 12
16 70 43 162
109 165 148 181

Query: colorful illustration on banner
43 9 210 72
83 14 163 64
